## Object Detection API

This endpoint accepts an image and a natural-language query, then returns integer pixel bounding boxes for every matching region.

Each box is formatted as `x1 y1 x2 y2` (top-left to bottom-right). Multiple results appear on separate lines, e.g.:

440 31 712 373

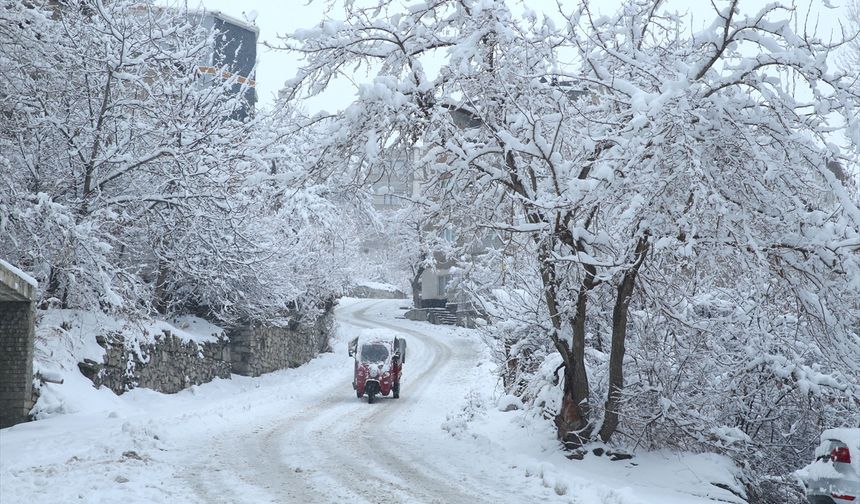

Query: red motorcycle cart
348 333 406 403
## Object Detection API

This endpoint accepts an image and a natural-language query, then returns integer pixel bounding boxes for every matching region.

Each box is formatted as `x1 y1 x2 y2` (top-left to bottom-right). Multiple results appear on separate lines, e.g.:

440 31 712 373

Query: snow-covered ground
1 298 744 503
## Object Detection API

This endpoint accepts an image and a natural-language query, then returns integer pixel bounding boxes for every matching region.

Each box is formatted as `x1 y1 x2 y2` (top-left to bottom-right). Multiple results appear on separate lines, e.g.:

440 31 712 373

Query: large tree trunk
509 152 598 447
541 243 595 447
410 259 425 308
554 282 594 448
599 236 649 442
42 266 70 309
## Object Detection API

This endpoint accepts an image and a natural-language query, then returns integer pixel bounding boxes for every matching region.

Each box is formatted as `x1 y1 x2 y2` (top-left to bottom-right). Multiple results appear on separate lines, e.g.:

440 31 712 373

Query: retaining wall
346 285 407 299
80 331 232 394
0 301 35 428
229 313 334 377
79 310 335 395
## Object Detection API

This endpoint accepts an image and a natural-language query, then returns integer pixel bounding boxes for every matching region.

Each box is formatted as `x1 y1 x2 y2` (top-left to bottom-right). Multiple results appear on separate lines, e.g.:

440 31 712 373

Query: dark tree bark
539 238 597 447
153 260 170 315
410 255 426 308
41 266 70 309
553 263 598 448
599 235 649 442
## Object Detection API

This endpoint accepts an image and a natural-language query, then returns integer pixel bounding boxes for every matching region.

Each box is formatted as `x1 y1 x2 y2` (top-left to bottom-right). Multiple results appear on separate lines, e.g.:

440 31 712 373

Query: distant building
43 3 258 119
192 10 259 120
369 158 414 210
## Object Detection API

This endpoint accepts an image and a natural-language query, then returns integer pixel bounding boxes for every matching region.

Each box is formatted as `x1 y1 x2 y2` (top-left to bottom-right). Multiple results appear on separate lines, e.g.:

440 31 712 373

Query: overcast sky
189 0 850 112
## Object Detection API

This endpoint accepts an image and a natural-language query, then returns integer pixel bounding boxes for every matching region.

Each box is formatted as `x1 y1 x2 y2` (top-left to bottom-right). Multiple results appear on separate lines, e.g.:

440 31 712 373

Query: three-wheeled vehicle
348 332 406 403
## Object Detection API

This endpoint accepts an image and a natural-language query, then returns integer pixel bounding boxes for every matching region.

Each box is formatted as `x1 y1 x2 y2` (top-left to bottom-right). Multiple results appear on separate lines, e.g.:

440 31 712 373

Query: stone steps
427 308 457 326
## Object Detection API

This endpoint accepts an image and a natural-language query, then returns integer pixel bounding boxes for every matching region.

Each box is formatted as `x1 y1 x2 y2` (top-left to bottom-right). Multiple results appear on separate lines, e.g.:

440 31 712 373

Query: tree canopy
284 0 860 490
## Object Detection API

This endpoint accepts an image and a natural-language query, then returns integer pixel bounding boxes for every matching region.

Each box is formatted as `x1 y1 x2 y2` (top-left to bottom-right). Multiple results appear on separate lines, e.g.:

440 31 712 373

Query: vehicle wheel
356 391 363 399
393 382 400 399
368 392 375 404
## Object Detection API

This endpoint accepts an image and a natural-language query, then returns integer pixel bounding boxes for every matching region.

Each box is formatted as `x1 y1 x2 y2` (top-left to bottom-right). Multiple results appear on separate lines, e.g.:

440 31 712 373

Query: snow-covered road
179 299 506 503
1 298 745 504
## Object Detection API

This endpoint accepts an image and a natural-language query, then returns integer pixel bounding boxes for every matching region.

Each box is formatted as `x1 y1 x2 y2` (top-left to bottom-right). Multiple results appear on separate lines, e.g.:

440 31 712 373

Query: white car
799 428 860 504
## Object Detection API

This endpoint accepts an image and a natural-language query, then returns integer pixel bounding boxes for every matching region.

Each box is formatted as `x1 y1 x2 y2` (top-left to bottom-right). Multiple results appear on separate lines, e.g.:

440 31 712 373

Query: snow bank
159 315 224 343
31 309 228 419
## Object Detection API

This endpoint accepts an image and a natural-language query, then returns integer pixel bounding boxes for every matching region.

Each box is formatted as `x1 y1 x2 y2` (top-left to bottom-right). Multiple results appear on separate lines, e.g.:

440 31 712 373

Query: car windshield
360 343 389 363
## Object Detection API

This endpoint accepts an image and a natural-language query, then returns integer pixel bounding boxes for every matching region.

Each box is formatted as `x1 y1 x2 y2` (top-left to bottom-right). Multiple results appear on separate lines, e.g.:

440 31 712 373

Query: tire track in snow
342 301 498 503
268 299 492 504
182 299 499 504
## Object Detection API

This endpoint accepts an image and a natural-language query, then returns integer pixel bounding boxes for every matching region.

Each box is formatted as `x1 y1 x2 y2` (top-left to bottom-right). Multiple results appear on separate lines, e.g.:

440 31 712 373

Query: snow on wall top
355 280 400 292
0 258 37 287
160 315 225 343
35 310 227 375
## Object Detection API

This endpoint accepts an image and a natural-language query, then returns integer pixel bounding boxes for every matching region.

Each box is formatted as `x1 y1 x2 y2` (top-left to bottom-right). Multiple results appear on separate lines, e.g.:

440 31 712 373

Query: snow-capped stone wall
76 309 336 394
83 331 232 394
346 283 407 300
229 312 334 377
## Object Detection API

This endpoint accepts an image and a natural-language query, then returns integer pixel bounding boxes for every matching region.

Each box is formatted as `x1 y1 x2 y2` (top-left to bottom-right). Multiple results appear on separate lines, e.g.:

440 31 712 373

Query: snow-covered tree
0 0 348 324
368 202 433 304
1 0 251 310
284 0 860 486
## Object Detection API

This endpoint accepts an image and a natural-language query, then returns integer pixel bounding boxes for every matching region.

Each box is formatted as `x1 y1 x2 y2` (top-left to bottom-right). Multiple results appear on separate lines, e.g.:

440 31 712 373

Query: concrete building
192 10 259 120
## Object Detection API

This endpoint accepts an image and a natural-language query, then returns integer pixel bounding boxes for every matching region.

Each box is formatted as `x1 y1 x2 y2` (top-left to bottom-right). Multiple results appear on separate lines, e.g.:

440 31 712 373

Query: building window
441 226 454 242
437 274 450 297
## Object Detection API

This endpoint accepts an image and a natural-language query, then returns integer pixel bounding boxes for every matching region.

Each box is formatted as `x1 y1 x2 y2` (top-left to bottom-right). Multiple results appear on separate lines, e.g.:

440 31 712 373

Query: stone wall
346 285 407 299
230 311 334 377
79 331 232 394
0 301 35 428
77 309 335 394
405 306 481 328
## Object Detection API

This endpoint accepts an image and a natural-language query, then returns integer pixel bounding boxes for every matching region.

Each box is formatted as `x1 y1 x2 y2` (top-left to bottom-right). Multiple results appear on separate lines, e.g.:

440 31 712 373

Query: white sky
189 0 851 112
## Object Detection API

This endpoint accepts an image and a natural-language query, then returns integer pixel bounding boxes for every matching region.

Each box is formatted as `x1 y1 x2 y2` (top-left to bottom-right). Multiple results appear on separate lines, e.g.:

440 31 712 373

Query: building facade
193 10 258 120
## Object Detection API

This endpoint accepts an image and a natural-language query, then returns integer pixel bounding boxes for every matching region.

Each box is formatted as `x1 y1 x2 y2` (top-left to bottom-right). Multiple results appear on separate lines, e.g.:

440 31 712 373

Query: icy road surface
1 299 744 503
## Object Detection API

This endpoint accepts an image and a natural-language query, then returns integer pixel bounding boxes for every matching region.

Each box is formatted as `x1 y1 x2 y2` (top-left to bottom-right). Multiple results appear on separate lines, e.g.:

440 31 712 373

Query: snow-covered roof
188 8 260 34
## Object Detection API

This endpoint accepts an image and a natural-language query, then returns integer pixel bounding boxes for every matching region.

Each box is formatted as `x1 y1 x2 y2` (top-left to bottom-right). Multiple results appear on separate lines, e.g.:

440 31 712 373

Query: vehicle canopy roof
348 328 406 364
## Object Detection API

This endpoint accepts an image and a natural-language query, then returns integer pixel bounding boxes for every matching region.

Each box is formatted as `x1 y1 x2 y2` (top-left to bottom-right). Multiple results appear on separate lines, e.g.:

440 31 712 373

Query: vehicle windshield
360 343 389 363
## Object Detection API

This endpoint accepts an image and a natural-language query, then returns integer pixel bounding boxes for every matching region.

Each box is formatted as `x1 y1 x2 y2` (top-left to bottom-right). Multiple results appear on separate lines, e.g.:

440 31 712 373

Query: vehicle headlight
370 367 379 378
